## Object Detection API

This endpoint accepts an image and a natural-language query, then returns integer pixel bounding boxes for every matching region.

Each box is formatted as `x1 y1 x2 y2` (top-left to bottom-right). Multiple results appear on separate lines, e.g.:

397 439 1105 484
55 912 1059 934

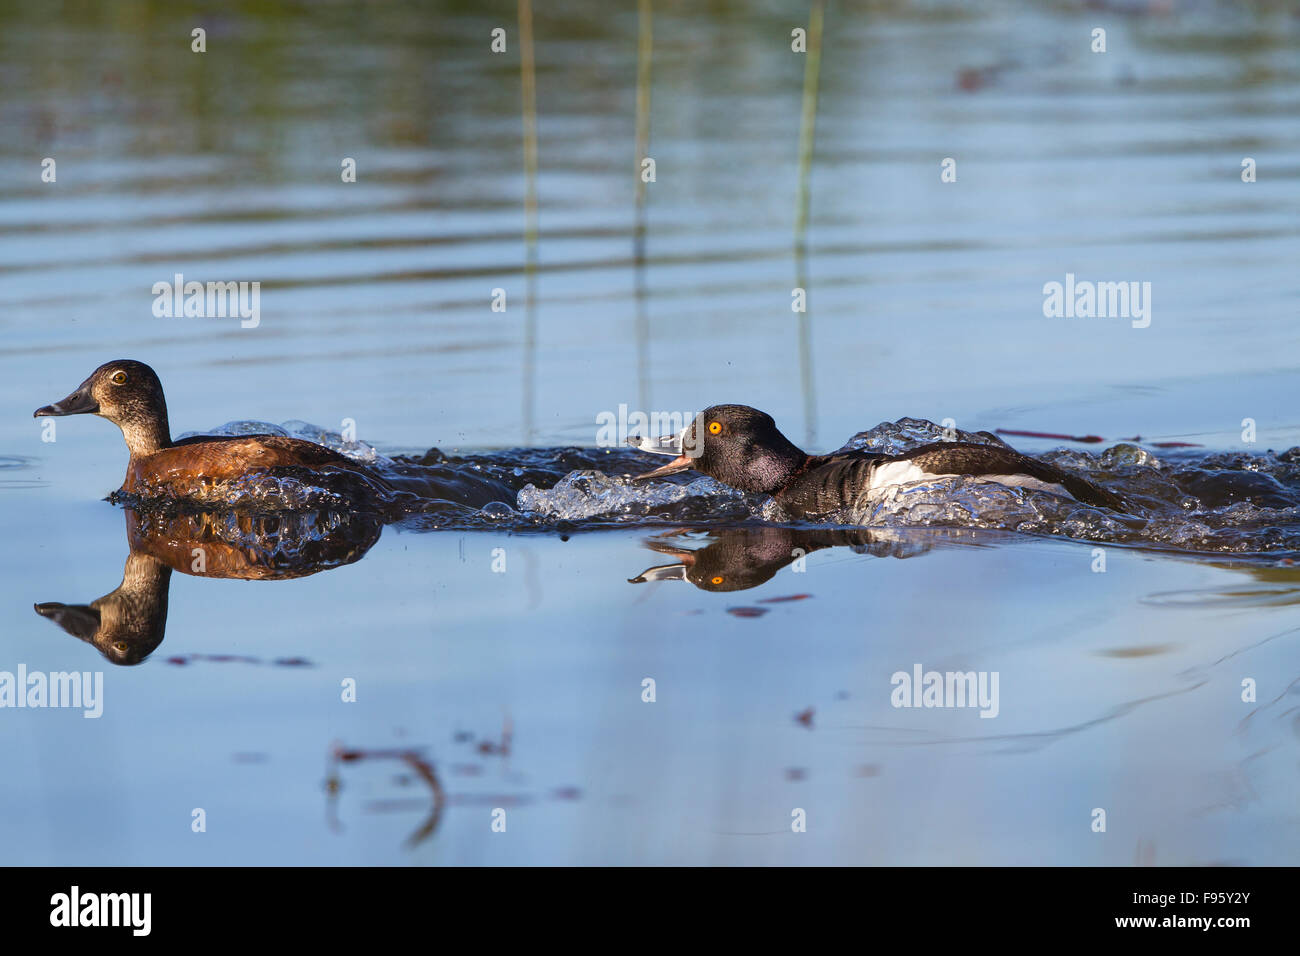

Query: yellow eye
711 575 724 585
707 421 722 435
110 371 128 385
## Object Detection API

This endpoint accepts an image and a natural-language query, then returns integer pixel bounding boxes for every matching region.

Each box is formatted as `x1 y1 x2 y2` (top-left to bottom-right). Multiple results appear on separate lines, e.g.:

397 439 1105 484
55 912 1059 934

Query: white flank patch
868 461 1068 498
868 461 939 491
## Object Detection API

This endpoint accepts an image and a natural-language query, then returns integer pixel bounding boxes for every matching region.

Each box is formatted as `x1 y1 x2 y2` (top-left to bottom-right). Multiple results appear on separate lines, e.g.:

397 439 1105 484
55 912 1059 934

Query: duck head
35 359 171 456
629 404 808 495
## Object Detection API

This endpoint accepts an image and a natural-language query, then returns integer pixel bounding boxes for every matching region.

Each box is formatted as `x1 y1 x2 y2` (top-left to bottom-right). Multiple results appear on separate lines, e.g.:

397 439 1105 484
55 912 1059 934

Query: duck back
123 434 379 497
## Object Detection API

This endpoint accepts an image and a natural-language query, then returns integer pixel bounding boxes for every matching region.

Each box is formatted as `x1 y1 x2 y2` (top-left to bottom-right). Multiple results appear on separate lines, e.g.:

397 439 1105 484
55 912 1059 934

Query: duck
628 403 1125 515
34 359 388 501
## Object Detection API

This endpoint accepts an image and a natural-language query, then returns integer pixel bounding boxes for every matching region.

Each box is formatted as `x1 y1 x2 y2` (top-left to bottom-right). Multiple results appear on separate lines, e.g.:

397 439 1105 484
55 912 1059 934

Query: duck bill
632 454 695 481
628 427 699 481
628 563 690 583
628 547 695 583
34 602 102 643
34 381 98 417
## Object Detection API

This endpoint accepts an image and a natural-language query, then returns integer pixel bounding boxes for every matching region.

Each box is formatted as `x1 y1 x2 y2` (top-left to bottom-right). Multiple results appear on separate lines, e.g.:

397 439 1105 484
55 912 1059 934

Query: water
1 0 1298 864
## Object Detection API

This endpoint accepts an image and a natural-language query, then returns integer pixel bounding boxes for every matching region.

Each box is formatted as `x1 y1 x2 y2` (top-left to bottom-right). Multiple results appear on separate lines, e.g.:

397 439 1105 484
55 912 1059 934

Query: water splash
517 470 757 524
837 416 1009 455
120 418 1300 555
179 420 385 463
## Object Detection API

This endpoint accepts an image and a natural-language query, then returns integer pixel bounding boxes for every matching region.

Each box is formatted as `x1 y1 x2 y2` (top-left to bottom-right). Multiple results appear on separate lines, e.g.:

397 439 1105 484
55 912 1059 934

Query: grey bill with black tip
628 428 696 481
34 380 98 417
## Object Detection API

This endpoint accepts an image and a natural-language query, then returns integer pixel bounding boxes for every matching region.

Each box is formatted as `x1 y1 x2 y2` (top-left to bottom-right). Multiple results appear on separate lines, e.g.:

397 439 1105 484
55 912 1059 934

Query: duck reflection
34 507 383 664
628 525 944 592
630 525 1300 600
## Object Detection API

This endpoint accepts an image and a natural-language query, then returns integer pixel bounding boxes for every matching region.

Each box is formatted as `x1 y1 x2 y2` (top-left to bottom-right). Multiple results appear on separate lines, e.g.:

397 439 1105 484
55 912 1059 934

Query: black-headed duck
629 403 1125 515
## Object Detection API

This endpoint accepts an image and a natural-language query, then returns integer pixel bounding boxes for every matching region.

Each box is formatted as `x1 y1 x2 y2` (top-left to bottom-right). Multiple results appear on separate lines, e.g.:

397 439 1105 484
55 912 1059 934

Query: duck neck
119 412 171 458
744 442 811 496
774 451 813 494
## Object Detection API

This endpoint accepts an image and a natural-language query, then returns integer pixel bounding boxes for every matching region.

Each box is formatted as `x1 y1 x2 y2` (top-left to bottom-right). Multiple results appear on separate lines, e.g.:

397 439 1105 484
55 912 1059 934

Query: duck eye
110 371 128 385
707 421 722 435
711 575 724 585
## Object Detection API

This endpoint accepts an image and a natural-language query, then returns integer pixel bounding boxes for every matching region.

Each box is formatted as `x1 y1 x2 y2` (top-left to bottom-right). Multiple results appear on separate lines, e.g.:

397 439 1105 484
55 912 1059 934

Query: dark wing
170 433 254 446
905 442 1125 511
170 434 359 468
172 433 341 458
781 444 1125 514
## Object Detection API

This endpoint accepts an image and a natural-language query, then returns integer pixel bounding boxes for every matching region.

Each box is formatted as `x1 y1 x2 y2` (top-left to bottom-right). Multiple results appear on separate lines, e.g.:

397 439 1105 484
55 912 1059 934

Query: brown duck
34 359 386 501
